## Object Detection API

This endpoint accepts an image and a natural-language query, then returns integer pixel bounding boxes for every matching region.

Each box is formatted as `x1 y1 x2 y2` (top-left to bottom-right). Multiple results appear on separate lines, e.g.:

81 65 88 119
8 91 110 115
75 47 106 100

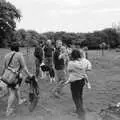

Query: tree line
0 0 120 49
6 28 120 49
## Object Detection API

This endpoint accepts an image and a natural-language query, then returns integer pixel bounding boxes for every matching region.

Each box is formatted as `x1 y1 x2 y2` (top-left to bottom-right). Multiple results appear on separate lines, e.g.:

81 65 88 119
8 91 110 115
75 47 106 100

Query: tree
39 34 48 44
15 29 26 46
103 28 119 48
25 30 40 46
0 0 21 47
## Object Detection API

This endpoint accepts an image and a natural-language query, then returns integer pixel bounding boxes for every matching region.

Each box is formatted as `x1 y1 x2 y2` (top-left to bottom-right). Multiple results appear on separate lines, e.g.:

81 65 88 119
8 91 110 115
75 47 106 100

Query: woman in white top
67 49 92 116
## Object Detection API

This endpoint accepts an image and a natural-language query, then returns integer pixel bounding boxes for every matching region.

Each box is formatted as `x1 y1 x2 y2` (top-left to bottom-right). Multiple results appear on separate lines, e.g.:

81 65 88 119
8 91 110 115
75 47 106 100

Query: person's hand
64 78 71 85
28 73 33 78
58 54 62 59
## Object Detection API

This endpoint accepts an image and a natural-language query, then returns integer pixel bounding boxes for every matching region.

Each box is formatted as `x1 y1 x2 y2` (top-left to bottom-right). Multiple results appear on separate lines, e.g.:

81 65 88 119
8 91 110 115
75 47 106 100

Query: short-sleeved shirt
67 58 92 82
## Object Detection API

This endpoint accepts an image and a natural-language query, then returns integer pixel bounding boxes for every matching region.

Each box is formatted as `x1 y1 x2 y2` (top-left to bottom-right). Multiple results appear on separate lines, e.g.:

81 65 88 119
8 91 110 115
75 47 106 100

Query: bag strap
7 52 16 67
7 52 22 73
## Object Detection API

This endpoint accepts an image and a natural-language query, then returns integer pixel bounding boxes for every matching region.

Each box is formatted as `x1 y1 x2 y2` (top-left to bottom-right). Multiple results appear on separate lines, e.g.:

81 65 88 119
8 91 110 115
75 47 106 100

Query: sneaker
52 78 55 82
36 78 39 82
6 108 14 116
86 82 91 89
50 78 55 83
19 98 26 105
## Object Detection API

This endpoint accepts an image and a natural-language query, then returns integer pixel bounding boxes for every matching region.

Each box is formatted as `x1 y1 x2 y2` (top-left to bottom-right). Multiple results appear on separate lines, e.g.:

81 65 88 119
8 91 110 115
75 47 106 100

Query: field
0 48 120 120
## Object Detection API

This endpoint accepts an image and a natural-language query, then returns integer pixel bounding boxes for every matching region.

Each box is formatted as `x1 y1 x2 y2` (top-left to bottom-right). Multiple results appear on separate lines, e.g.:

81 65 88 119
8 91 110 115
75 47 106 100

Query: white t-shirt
67 58 92 82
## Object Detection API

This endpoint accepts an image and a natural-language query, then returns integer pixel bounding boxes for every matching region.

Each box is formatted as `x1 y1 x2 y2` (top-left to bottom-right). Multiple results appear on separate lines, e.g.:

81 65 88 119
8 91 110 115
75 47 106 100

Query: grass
0 48 120 120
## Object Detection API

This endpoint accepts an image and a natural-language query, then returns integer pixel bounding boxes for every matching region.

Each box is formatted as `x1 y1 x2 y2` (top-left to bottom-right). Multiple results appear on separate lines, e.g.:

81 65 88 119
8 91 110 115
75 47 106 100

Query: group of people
0 39 92 118
34 39 92 116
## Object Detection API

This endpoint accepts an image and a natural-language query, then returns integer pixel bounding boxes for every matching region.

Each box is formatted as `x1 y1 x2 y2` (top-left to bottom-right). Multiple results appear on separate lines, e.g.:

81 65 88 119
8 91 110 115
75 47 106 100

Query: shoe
53 92 60 98
6 108 14 116
19 98 26 105
86 82 91 89
52 78 55 82
50 78 53 83
50 78 55 83
36 78 39 82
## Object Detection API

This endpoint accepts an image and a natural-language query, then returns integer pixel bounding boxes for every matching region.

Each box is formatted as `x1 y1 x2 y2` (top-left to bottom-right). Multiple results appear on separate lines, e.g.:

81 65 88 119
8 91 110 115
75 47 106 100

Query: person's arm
42 46 45 63
19 53 31 77
67 61 74 72
86 60 92 71
64 61 73 84
84 60 92 89
53 51 56 69
59 52 66 59
52 47 55 66
34 47 37 57
1 56 8 75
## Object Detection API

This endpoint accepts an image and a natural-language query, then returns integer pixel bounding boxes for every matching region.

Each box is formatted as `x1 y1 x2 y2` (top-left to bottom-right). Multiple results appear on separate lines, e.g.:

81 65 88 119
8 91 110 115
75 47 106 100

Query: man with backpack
34 43 43 79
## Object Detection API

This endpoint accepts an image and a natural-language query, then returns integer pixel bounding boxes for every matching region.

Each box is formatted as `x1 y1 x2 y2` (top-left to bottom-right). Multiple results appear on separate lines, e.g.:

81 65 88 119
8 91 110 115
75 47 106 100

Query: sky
7 0 120 33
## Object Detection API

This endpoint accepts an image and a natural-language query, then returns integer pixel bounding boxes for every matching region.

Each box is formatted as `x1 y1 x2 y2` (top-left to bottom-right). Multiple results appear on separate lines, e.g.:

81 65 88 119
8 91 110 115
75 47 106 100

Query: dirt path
0 71 102 120
1 50 120 120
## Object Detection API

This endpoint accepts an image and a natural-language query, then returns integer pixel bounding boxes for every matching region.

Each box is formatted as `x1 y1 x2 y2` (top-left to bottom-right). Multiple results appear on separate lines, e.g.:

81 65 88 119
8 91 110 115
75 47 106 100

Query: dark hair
10 42 19 52
71 49 80 60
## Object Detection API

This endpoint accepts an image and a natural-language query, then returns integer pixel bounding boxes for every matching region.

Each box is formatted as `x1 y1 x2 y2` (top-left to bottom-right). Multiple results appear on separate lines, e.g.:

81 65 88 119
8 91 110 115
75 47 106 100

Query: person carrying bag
2 52 19 85
1 42 32 116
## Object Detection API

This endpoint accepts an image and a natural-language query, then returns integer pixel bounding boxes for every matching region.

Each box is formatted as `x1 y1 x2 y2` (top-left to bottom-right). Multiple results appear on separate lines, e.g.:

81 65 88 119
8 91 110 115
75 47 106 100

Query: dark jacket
44 46 54 58
34 46 43 61
53 48 64 70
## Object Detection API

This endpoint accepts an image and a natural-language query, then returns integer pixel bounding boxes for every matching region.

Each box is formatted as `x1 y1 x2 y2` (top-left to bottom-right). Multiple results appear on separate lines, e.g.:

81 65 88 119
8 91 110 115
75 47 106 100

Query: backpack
34 47 43 60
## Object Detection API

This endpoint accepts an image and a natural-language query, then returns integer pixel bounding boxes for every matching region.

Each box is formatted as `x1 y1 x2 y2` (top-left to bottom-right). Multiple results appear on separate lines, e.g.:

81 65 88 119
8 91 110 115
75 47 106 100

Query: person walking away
43 39 54 79
34 43 43 79
53 40 66 97
67 49 92 117
1 42 32 116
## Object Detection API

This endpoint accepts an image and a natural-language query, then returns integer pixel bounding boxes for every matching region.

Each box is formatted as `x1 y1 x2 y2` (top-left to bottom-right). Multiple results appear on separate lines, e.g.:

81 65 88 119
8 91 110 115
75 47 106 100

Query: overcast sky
7 0 120 33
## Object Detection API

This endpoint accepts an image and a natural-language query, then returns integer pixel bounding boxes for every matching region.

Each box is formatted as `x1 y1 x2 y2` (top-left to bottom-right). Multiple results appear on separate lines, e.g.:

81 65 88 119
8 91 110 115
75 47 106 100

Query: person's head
83 46 88 51
56 40 62 48
75 43 80 49
60 46 66 53
39 42 43 47
10 42 20 52
46 39 52 46
71 49 80 61
71 44 75 49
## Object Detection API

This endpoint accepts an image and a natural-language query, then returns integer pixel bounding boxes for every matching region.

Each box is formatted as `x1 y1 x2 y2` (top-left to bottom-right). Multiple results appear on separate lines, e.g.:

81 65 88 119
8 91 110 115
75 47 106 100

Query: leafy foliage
13 28 120 49
0 0 119 49
0 0 21 47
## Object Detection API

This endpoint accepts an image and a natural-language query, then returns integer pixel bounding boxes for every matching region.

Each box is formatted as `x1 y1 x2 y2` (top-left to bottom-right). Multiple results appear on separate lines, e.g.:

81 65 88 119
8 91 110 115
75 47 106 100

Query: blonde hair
60 46 66 53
